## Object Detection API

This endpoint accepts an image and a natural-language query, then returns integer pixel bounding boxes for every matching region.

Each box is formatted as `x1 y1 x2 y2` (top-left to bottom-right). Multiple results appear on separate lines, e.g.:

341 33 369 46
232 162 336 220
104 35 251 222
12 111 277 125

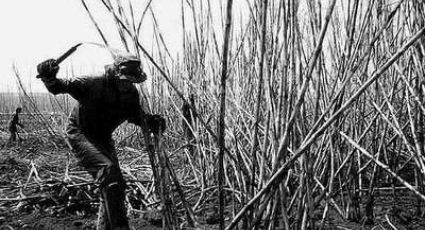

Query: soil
1 132 425 229
0 133 219 230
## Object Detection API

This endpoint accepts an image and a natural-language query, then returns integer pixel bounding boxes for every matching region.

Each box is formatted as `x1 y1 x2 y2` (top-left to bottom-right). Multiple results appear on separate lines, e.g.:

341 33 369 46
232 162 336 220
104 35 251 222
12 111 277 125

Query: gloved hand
140 70 147 82
36 59 59 79
146 114 166 134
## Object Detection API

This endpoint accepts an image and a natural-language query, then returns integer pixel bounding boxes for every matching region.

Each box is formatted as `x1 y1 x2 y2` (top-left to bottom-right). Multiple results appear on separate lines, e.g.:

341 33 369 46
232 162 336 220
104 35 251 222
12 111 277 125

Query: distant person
36 51 165 230
7 107 24 145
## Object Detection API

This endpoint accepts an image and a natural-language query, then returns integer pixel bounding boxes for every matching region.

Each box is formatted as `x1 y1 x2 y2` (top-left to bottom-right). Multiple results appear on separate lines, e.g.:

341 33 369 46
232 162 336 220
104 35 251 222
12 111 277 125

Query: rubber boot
102 183 130 230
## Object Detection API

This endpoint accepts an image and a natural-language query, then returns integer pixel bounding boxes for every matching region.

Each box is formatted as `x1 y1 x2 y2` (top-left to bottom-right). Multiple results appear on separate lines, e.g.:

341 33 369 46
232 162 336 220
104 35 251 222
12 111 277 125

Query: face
117 61 146 83
121 74 145 83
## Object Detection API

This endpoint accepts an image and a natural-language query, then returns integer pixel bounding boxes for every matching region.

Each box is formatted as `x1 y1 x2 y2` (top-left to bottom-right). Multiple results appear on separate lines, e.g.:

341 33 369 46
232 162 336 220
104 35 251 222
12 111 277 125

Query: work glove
36 59 59 79
145 114 166 135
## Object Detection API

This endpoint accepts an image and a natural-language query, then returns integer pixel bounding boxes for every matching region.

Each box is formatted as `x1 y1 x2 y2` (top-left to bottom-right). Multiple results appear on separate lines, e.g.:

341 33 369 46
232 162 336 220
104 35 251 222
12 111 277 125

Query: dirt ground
0 133 221 230
0 211 167 230
1 132 425 230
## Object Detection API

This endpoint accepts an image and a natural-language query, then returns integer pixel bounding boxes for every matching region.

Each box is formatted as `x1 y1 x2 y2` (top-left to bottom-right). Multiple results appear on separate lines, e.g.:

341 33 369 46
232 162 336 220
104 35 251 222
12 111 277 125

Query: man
37 52 165 230
7 107 24 145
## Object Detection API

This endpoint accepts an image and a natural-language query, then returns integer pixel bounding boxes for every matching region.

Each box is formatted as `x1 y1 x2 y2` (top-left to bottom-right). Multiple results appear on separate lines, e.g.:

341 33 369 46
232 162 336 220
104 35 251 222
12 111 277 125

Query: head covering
107 49 146 83
110 49 140 66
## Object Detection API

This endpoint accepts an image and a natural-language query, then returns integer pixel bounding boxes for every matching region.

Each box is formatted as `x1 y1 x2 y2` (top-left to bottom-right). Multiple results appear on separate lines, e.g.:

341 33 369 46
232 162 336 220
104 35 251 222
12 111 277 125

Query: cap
110 49 140 66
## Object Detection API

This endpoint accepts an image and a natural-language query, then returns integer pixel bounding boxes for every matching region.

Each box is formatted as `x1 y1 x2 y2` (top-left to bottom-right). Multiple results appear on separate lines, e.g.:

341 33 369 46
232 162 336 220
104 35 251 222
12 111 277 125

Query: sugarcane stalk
218 0 234 229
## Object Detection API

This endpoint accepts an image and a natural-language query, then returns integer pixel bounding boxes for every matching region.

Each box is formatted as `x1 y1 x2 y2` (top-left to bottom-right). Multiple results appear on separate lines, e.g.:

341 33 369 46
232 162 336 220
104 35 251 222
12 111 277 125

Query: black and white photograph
1 0 425 229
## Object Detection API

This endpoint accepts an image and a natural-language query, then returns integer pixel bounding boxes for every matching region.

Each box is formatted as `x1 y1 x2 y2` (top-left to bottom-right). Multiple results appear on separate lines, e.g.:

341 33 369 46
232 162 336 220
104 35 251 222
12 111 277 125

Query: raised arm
37 59 89 101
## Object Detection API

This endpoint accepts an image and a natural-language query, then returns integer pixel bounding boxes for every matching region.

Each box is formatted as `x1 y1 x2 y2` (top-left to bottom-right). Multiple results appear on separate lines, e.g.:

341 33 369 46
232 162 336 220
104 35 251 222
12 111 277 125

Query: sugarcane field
2 0 425 229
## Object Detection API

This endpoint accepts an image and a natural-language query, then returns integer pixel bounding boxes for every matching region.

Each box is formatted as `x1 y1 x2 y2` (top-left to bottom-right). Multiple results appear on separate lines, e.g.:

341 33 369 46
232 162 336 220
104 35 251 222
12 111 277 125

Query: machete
36 43 82 78
56 43 82 64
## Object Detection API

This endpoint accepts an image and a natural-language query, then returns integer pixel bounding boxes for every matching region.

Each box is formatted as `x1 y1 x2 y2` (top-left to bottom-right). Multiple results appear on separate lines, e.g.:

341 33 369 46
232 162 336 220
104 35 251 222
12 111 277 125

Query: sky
0 0 336 93
0 0 185 92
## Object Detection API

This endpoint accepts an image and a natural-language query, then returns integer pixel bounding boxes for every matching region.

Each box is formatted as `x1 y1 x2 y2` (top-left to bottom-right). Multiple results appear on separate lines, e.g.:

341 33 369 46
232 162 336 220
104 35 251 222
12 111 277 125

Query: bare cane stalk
218 0 234 229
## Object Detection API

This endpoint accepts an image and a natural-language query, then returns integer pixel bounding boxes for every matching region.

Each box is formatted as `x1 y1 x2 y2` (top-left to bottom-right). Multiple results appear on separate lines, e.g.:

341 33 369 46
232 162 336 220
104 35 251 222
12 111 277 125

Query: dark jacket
9 113 21 132
42 74 144 141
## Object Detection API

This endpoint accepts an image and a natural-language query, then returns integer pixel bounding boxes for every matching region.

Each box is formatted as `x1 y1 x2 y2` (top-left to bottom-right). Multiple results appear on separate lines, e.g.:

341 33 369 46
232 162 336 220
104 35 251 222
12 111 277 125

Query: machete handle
36 43 82 79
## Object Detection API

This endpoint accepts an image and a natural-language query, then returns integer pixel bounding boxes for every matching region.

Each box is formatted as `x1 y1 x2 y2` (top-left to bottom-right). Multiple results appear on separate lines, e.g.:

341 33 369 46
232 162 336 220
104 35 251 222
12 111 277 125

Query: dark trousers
67 128 129 230
7 128 20 145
